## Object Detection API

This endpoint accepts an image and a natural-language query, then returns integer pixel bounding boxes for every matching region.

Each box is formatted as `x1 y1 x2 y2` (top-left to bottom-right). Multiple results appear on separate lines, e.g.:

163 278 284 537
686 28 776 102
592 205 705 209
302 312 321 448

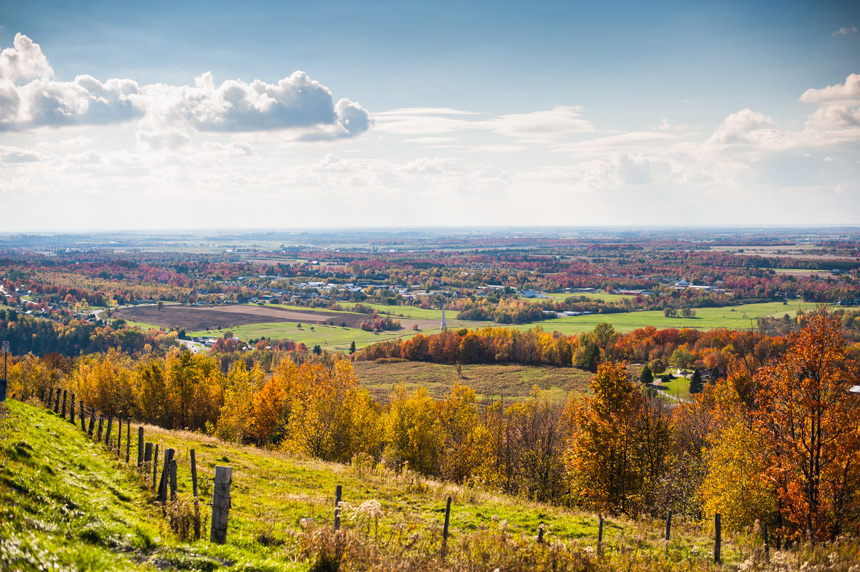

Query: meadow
1 398 790 571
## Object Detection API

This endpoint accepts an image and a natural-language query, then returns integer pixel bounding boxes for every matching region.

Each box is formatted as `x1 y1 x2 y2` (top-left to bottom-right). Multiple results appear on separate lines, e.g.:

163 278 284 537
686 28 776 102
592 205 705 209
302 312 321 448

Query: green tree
689 368 703 394
349 340 356 354
640 365 653 385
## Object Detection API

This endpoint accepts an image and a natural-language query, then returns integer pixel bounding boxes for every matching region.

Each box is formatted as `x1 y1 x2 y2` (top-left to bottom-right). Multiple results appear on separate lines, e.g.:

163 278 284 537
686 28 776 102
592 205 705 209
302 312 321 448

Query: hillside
2 398 853 571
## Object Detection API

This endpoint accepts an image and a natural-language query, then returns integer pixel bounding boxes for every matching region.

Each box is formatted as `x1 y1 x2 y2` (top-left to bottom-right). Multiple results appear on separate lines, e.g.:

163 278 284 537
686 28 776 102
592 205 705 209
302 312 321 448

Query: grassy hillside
5 398 854 570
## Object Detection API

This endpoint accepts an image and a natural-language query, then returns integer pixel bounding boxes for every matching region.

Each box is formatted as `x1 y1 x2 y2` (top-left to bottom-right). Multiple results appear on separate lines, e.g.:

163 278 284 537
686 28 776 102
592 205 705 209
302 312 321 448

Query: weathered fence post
115 417 121 453
334 485 342 531
665 511 672 541
537 521 545 543
138 427 144 467
70 393 75 423
442 496 452 555
714 513 722 564
144 442 153 478
191 449 200 540
61 390 67 418
762 521 769 561
210 466 232 545
88 408 96 438
126 420 130 463
96 415 104 442
152 444 159 491
190 449 199 498
598 515 604 555
158 448 174 502
80 401 85 431
105 415 113 447
169 459 177 501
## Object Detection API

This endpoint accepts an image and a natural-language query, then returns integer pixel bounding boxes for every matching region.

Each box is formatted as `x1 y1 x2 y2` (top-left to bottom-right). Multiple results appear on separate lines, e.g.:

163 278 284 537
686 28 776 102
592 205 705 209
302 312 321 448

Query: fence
13 389 768 562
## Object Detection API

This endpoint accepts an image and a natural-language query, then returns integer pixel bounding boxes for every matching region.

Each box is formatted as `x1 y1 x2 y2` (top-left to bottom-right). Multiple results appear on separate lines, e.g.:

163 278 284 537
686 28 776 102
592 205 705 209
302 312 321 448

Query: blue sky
0 0 858 230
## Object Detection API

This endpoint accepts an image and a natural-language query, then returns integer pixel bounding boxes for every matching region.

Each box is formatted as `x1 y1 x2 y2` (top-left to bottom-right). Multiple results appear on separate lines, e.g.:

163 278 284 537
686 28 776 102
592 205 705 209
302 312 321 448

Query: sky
0 0 859 231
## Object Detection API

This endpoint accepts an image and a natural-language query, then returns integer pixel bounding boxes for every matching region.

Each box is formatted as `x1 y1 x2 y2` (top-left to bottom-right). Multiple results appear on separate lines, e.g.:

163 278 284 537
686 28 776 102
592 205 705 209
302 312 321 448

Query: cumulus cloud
0 34 372 141
800 73 860 103
707 108 778 145
136 129 191 151
0 33 53 82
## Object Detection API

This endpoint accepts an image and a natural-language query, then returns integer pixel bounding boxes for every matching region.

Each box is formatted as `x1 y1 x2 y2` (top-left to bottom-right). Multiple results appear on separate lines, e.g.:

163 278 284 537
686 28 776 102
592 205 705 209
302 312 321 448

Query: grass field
354 360 592 402
1 399 771 571
510 300 817 336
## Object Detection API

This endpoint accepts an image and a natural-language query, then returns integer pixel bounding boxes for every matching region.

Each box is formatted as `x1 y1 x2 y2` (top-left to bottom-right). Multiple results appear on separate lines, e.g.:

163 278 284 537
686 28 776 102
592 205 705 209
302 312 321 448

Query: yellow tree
753 312 860 540
385 385 443 475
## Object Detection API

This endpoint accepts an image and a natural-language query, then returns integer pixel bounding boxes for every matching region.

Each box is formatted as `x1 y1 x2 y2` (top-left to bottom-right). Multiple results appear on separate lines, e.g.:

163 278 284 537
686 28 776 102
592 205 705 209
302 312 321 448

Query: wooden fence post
70 393 75 423
334 485 342 531
115 417 121 454
169 459 177 501
152 444 159 491
210 466 233 545
105 416 112 445
598 515 604 555
126 420 131 462
61 390 67 418
714 513 722 564
144 442 153 479
191 449 200 540
158 448 174 502
442 496 452 555
138 427 144 467
88 408 96 438
190 449 199 498
762 521 769 561
80 401 85 431
665 511 672 541
96 415 104 442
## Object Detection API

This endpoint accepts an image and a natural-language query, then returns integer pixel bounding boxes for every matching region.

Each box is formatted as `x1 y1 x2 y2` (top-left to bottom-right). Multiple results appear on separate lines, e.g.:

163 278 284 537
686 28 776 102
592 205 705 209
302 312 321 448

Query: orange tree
753 311 860 540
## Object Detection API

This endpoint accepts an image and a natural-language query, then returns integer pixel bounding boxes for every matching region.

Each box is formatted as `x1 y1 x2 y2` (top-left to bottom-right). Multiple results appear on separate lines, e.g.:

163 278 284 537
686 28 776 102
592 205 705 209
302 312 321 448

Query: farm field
353 360 592 402
511 300 817 336
0 399 755 571
115 303 369 331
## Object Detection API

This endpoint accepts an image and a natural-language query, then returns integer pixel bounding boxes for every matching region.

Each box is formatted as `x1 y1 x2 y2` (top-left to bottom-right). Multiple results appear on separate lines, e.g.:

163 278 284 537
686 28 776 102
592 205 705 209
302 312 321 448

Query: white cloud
0 34 372 141
833 25 857 35
486 106 593 139
0 144 51 163
0 33 53 82
800 73 860 103
135 129 191 151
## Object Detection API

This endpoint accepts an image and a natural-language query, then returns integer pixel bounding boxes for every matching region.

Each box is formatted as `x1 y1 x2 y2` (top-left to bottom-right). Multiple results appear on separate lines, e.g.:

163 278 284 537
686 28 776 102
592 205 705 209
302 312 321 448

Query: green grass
354 361 593 402
5 399 841 570
511 300 817 336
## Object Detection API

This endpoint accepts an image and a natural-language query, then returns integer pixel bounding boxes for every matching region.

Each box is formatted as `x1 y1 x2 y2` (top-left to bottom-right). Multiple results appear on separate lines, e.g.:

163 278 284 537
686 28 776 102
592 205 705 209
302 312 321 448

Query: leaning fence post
105 415 113 447
96 415 104 442
158 448 174 502
61 390 67 418
137 427 144 467
70 393 75 423
210 465 233 545
665 511 672 541
442 496 452 555
334 485 342 531
714 513 722 564
88 408 96 438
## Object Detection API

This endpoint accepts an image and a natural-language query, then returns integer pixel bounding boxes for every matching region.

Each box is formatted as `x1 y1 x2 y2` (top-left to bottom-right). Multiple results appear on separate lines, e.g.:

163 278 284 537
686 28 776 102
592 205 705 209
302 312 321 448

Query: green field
1 399 760 571
538 291 637 303
511 300 817 336
354 360 592 402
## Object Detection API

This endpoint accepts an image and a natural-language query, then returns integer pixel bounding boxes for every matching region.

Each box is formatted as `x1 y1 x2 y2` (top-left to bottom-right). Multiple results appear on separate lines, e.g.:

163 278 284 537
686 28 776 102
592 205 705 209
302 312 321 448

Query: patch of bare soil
114 304 369 330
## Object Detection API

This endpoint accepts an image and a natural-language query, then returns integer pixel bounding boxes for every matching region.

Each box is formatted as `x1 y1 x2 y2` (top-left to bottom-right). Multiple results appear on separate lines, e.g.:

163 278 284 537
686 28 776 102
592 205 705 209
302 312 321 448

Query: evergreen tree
640 365 653 385
689 368 704 394
349 340 356 354
312 344 322 355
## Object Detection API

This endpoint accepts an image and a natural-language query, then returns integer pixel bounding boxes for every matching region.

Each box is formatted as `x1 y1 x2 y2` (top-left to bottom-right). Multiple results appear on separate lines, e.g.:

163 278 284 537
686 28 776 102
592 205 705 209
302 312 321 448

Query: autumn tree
753 312 860 540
